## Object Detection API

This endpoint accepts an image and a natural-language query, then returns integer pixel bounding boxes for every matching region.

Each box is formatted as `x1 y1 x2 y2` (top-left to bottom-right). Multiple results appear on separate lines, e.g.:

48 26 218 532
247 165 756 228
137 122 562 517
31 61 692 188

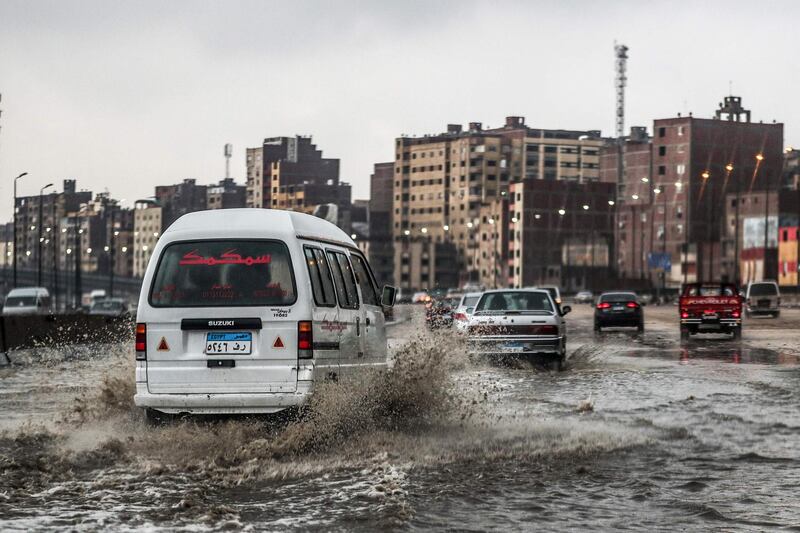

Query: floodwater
2 306 800 531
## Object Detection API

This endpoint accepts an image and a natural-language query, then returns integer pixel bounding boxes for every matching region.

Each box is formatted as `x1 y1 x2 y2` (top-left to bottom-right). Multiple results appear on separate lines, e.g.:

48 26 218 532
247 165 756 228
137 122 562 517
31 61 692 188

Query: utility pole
74 214 82 309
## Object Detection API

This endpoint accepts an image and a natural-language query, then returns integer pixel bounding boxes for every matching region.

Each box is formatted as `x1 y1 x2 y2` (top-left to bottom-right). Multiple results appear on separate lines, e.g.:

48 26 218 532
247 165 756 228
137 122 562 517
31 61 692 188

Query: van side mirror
381 285 397 307
561 305 572 316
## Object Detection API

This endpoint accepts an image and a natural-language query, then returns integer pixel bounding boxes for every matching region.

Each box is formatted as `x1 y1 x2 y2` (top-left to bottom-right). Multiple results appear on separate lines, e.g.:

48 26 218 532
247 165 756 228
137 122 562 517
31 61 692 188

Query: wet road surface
1 305 800 531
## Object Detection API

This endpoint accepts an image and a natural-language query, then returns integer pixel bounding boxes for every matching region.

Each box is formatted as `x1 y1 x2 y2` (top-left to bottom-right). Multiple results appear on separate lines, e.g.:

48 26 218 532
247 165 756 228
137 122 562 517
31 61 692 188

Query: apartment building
246 136 340 209
392 116 610 291
207 178 246 210
133 200 162 278
602 97 784 287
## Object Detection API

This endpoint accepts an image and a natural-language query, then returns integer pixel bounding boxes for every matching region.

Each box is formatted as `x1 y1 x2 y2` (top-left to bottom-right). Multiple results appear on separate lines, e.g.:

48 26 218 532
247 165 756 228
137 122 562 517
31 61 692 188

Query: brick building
601 97 784 288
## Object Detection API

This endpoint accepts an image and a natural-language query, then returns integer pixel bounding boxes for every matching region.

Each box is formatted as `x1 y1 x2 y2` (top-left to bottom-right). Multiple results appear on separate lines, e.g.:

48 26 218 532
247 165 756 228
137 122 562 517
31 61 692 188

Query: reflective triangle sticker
157 337 169 351
273 336 285 349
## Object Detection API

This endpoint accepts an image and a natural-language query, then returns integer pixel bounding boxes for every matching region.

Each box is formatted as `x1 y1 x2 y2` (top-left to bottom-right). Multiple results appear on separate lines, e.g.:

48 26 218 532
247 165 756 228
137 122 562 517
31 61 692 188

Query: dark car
594 292 643 334
425 297 459 329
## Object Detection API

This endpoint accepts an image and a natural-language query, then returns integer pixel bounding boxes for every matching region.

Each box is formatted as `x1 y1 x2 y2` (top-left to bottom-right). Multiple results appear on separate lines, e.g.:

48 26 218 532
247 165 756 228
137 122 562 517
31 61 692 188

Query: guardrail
0 313 133 363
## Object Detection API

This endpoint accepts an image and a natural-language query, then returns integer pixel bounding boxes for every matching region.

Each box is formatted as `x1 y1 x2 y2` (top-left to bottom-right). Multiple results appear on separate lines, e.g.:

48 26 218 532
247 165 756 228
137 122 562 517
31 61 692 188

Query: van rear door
302 244 340 378
144 239 299 394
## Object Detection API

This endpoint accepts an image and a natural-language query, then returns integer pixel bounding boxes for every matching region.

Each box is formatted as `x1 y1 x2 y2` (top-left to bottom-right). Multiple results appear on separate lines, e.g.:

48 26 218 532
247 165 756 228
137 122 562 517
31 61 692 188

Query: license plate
702 313 718 320
205 332 252 355
503 342 525 352
612 306 625 311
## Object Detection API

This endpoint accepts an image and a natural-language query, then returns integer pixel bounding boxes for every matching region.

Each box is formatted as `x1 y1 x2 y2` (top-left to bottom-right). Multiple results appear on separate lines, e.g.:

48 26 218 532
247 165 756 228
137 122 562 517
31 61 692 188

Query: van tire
731 327 742 341
773 311 780 318
680 328 690 343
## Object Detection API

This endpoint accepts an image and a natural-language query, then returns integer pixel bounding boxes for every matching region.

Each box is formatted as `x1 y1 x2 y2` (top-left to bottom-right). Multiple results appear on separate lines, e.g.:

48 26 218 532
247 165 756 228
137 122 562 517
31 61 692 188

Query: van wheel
680 328 690 343
549 357 564 372
637 323 645 335
773 311 780 318
731 327 742 341
145 408 171 426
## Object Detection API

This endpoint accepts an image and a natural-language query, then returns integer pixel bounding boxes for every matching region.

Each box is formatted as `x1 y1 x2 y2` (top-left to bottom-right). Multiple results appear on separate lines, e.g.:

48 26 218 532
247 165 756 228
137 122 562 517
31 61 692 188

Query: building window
677 126 685 136
658 146 666 156
658 127 666 137
676 164 685 175
658 165 666 175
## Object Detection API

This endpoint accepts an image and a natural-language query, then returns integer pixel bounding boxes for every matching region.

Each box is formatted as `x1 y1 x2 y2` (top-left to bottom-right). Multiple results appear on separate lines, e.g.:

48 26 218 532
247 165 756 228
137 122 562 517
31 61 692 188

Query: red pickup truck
679 283 743 341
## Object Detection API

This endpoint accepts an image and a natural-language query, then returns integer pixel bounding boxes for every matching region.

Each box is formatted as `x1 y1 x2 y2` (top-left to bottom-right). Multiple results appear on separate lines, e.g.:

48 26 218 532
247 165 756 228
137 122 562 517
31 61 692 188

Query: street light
37 183 54 286
582 204 589 210
12 172 27 287
702 170 711 179
558 209 566 216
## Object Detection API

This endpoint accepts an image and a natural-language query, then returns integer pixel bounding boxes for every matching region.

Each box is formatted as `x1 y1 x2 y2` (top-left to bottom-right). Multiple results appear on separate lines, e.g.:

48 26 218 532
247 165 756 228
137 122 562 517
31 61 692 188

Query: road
1 304 799 530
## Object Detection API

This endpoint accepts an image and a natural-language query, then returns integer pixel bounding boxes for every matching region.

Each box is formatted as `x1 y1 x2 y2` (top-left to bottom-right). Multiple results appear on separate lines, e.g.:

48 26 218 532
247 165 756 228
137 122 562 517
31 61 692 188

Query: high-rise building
245 136 341 209
393 117 610 291
602 97 784 287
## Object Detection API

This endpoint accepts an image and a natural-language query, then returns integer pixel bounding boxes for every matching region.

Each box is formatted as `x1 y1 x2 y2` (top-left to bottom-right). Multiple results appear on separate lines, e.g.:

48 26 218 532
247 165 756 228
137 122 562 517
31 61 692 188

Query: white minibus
133 209 396 422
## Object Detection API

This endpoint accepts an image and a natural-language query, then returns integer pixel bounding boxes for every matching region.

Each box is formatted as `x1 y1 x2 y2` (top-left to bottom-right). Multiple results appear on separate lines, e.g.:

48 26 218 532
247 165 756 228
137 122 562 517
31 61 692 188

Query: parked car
2 287 52 316
425 297 459 329
574 291 594 304
452 291 483 331
679 283 742 341
745 280 780 318
89 298 129 317
594 292 644 334
467 289 570 370
134 209 396 424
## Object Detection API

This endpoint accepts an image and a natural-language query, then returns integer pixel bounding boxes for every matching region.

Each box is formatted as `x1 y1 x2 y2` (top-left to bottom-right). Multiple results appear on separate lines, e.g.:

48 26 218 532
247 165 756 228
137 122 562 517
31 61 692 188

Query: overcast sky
1 0 798 220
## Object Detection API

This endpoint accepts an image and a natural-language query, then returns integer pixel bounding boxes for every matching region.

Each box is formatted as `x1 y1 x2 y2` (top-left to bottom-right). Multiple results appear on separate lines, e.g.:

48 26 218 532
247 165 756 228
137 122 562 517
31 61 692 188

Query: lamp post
12 172 28 287
758 154 771 279
729 163 740 284
37 183 54 286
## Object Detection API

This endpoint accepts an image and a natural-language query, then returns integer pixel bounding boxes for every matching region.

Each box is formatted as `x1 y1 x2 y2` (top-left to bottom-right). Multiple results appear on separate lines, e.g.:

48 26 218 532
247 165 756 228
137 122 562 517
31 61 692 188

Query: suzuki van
134 209 396 422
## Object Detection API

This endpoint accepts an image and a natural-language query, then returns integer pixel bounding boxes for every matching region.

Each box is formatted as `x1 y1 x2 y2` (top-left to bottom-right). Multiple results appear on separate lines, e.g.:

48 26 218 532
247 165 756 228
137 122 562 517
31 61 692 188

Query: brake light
626 301 639 308
597 302 611 309
731 310 740 318
298 321 313 358
680 310 689 319
533 325 558 335
454 312 468 321
135 323 147 360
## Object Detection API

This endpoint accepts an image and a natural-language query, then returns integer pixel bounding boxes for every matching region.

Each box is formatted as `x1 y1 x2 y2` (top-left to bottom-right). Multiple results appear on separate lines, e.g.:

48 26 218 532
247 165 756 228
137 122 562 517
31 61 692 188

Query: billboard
743 216 778 249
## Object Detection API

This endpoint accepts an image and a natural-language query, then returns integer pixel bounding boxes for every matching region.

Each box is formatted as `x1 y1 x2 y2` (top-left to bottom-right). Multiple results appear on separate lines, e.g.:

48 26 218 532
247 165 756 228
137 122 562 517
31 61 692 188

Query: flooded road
2 305 800 531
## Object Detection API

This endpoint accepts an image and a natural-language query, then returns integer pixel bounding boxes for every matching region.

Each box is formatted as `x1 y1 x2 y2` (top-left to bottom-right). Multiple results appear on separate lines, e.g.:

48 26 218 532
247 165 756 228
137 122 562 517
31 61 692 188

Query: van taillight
298 321 313 359
135 323 147 360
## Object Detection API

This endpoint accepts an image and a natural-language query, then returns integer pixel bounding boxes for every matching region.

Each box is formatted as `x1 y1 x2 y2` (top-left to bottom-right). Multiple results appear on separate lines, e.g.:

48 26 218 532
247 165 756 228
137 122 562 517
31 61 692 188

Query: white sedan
467 289 570 369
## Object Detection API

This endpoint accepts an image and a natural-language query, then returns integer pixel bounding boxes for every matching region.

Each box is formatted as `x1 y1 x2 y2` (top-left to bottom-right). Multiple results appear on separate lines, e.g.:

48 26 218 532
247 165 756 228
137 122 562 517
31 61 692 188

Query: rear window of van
149 240 296 307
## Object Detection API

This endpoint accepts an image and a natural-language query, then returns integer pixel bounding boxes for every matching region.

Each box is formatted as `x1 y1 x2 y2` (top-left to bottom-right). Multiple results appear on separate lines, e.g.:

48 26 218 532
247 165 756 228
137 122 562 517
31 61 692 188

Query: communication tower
614 43 628 139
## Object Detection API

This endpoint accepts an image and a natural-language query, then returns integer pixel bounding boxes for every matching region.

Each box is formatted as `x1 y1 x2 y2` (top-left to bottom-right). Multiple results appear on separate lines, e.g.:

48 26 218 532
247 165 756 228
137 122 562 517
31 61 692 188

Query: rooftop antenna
614 42 628 140
224 143 232 180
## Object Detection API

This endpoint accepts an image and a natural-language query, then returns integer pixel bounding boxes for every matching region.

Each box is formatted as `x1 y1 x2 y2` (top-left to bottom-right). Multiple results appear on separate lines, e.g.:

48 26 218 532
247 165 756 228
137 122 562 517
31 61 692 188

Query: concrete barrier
0 313 133 353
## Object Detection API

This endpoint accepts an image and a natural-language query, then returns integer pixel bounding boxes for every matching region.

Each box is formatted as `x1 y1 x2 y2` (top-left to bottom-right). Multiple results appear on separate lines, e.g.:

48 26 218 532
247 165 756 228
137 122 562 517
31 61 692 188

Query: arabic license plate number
206 332 252 355
613 305 625 311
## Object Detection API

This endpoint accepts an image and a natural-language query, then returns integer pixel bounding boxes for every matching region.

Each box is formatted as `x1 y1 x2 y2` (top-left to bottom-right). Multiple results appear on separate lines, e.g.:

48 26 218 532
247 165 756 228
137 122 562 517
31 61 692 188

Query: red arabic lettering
179 249 272 266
